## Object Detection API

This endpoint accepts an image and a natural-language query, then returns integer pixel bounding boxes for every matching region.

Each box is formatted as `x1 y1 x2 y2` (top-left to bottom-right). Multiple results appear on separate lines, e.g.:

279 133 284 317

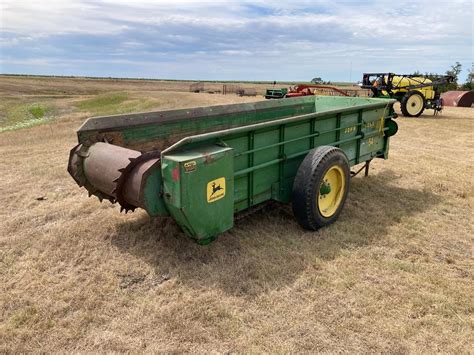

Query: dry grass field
0 76 473 352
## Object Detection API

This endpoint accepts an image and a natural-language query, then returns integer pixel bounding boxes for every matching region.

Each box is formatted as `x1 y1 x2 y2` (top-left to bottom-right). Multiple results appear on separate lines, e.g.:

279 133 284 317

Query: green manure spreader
68 96 398 244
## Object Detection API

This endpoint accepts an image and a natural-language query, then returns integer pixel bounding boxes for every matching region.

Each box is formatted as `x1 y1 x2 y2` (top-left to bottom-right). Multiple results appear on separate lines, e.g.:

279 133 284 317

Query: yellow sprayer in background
362 73 454 116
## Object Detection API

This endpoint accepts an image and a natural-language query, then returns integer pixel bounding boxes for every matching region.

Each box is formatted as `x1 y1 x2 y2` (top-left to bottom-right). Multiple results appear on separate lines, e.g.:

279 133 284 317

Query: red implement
285 84 350 98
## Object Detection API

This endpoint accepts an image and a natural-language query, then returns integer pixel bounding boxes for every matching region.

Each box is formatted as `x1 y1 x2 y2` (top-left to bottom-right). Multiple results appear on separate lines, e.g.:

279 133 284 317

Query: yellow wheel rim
318 165 345 217
406 94 423 116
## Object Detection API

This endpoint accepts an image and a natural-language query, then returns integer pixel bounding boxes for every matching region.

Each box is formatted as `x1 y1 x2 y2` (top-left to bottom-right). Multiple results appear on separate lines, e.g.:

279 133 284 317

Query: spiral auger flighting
67 138 161 214
113 150 162 213
113 155 139 214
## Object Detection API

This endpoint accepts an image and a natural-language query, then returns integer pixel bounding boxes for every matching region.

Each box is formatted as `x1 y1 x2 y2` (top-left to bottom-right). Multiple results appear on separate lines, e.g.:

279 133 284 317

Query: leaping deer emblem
210 182 223 196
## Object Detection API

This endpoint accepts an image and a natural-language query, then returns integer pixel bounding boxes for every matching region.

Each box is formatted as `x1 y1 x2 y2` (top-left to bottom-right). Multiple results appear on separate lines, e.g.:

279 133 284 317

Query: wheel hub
319 181 332 196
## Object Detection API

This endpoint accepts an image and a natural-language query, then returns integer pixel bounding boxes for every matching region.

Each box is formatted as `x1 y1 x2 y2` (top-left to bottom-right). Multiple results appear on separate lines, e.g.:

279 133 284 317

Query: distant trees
442 62 462 91
446 62 462 82
462 66 473 90
310 77 333 85
311 77 323 84
442 61 474 91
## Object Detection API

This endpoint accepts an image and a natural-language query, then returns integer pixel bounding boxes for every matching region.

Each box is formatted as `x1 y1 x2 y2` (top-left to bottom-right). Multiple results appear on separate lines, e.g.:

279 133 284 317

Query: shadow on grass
111 169 441 297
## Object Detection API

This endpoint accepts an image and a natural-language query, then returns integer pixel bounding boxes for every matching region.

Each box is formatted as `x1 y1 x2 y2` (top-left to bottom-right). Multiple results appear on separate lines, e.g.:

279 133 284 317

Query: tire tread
292 146 350 230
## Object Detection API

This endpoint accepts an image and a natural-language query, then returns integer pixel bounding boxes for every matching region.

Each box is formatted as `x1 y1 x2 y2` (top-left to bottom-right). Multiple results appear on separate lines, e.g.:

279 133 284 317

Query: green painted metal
265 88 288 99
161 145 234 241
320 182 331 195
71 96 397 242
161 96 397 221
141 162 168 216
77 97 314 148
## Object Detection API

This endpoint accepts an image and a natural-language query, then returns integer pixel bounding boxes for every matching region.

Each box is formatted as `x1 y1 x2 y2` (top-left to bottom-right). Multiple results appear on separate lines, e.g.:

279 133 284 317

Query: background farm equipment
285 84 352 98
265 87 288 99
265 85 354 99
189 82 204 93
68 96 398 244
361 73 454 117
236 88 257 97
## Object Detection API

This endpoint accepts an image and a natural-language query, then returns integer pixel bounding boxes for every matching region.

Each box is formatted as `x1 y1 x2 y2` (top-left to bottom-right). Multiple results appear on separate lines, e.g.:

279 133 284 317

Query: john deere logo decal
207 178 225 202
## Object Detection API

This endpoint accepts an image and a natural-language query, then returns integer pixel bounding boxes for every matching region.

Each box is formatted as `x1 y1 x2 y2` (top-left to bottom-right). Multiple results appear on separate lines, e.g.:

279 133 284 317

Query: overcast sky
1 0 473 82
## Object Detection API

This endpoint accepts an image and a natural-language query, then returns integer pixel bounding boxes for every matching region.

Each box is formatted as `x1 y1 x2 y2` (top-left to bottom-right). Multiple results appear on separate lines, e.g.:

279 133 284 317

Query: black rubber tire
292 146 350 230
400 90 426 117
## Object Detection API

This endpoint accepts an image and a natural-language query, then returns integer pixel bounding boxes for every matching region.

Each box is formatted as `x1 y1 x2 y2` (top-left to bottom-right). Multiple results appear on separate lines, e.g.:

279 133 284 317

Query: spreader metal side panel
76 98 318 152
161 145 234 242
162 97 397 216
